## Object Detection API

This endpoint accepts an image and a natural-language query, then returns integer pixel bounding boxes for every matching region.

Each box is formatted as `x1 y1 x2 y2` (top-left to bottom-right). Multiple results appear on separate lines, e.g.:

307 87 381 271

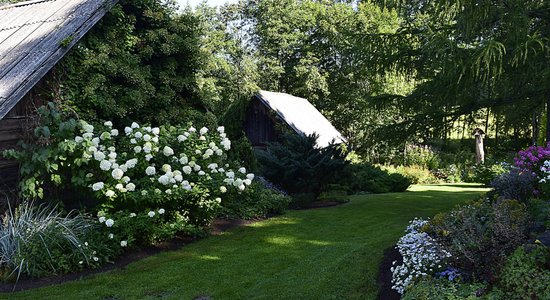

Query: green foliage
429 199 529 279
489 245 550 300
490 169 536 203
94 209 194 249
290 193 316 207
431 165 463 183
2 103 82 200
256 133 347 197
50 0 207 126
194 2 260 117
466 162 509 185
403 277 482 300
370 0 550 145
401 144 441 169
318 185 349 203
384 165 440 184
218 182 291 220
341 163 411 193
4 103 254 230
527 198 550 231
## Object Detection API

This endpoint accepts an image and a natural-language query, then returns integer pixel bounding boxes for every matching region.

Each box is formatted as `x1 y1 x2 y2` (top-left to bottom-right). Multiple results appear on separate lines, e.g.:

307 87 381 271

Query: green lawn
5 184 489 300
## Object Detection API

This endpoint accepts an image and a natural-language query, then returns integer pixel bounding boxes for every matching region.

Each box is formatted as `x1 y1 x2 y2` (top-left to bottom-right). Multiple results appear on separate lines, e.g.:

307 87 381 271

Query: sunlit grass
5 184 489 300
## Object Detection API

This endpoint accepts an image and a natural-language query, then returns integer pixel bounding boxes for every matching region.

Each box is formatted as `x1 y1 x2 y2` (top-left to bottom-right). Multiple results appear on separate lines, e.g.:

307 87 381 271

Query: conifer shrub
256 133 347 199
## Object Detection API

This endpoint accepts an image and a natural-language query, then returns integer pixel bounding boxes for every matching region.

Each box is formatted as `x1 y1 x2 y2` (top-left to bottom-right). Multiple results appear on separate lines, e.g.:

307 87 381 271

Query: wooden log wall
0 94 35 190
244 97 280 148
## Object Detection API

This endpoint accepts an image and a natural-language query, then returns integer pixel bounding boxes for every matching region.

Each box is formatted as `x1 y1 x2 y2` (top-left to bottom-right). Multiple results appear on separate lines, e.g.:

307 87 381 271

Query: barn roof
0 0 117 120
256 90 347 148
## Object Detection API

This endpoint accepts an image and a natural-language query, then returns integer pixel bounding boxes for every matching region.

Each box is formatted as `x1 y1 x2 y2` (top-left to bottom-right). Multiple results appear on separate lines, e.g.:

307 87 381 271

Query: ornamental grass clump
0 202 93 280
391 218 451 294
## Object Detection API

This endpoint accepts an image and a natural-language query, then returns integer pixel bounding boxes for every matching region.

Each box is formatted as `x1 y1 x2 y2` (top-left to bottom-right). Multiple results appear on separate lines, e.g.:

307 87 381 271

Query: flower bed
388 144 550 299
1 103 291 282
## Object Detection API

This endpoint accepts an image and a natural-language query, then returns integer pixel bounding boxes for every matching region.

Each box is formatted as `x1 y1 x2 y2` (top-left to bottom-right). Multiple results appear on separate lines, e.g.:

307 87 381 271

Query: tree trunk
533 111 540 146
461 116 466 139
495 114 499 147
485 108 490 135
513 125 519 150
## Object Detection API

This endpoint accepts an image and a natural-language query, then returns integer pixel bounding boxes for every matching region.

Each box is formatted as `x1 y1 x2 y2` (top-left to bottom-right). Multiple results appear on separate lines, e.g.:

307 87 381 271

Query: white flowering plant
92 208 189 248
71 121 252 226
391 218 451 294
4 103 254 228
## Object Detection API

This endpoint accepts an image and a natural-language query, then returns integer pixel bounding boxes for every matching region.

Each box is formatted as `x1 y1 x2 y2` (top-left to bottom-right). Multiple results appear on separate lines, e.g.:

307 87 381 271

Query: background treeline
35 0 550 163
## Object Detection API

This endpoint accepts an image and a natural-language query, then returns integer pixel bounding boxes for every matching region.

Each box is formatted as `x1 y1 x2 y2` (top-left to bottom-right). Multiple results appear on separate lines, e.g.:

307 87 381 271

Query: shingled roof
0 0 117 120
256 90 347 148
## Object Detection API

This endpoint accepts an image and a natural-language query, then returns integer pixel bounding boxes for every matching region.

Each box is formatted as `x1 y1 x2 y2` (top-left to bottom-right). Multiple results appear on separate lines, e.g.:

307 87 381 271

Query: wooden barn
245 90 347 148
0 0 117 189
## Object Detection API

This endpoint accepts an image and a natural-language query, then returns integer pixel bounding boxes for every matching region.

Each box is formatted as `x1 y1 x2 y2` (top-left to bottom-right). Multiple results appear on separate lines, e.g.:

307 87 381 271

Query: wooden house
0 0 117 188
245 90 346 148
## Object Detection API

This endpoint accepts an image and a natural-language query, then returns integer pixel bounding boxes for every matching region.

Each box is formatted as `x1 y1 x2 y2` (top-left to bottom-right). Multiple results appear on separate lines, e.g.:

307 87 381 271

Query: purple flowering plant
436 267 462 282
514 143 550 176
514 143 550 198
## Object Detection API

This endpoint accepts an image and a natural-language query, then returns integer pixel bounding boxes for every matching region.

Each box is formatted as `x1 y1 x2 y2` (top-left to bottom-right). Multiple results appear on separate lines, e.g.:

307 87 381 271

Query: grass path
6 184 489 300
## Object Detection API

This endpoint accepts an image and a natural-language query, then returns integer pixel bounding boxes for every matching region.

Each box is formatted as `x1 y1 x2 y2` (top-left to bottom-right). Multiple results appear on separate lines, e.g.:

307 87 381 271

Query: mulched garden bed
377 245 402 300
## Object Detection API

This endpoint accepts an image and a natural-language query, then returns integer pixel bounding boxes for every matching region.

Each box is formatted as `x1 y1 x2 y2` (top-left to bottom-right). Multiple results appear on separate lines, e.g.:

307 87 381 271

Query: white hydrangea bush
73 121 253 225
391 218 451 294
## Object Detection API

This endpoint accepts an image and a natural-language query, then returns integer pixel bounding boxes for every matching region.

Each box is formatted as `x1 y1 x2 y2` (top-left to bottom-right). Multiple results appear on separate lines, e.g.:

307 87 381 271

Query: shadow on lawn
431 184 487 189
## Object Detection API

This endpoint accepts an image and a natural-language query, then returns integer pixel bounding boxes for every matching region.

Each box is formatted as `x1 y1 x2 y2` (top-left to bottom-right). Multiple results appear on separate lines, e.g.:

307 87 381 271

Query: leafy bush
0 202 94 279
218 182 291 219
384 165 439 184
402 277 483 300
429 199 528 280
467 162 509 185
3 103 254 228
256 133 347 197
514 143 550 173
2 103 81 199
341 163 410 193
402 144 441 169
490 245 550 300
490 168 536 203
318 184 349 203
431 165 462 183
54 0 207 127
93 208 194 249
527 198 550 232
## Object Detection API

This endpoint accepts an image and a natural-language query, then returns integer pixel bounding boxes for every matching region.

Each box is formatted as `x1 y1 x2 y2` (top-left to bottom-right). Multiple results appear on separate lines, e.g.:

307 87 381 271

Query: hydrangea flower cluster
73 121 253 221
391 218 451 294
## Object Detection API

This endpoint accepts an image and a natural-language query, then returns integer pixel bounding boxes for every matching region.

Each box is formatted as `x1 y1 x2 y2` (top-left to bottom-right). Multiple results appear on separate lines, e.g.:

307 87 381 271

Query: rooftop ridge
0 0 56 10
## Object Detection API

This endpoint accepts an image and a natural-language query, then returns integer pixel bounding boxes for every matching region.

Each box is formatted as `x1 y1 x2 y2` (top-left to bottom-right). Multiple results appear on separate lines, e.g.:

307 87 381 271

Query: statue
473 128 485 164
